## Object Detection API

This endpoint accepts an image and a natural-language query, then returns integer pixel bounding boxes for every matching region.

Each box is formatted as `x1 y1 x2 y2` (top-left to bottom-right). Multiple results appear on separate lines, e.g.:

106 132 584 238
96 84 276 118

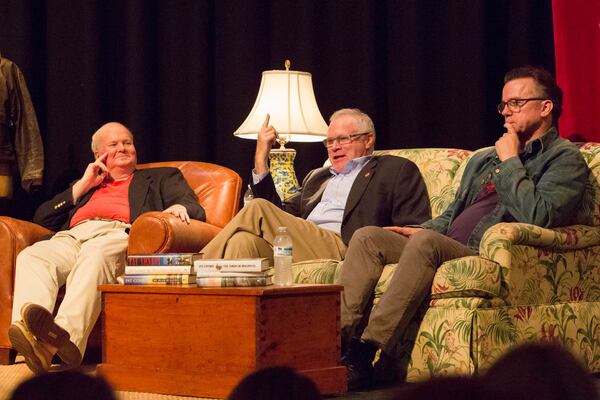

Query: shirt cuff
251 169 270 184
492 156 522 185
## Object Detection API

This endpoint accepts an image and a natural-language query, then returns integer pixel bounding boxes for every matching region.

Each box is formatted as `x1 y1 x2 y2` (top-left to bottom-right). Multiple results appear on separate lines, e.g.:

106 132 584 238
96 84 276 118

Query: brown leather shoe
20 303 82 367
8 321 52 374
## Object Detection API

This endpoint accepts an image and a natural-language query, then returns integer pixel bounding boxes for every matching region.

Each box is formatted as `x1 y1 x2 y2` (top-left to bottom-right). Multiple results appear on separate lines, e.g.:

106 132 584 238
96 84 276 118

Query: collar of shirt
522 126 558 156
329 155 373 176
488 127 558 163
306 155 373 233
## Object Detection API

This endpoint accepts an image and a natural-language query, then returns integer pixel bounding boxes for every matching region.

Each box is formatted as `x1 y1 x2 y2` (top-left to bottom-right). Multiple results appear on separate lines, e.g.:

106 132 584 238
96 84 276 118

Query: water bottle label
274 246 292 256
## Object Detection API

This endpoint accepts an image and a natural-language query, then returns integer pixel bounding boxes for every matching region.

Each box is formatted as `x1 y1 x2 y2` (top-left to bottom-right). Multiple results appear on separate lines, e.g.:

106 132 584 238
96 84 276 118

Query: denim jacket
421 127 588 252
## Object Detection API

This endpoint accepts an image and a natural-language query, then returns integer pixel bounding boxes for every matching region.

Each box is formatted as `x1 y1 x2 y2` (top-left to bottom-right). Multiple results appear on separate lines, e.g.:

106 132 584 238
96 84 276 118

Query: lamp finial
276 134 290 149
285 59 291 71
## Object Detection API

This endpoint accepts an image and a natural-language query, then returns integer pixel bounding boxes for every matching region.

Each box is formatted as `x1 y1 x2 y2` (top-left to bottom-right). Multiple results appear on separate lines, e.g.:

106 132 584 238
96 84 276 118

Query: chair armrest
479 222 600 266
0 217 53 352
128 211 221 254
0 216 53 273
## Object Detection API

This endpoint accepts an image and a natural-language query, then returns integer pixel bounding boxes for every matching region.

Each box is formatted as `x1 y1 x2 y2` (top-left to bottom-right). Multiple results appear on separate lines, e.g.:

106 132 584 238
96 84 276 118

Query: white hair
90 123 133 152
329 108 376 137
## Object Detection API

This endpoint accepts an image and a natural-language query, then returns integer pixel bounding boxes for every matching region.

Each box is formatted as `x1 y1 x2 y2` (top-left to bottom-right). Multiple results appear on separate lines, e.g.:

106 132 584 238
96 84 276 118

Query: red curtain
552 0 600 141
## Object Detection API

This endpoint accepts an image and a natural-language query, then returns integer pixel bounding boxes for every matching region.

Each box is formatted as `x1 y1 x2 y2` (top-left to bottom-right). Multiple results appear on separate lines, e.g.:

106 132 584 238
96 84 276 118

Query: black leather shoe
373 351 405 387
340 337 378 391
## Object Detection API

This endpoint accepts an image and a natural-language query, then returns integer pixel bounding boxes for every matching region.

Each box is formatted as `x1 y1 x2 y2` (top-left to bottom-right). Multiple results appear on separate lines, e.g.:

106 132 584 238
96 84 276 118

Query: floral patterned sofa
291 144 600 381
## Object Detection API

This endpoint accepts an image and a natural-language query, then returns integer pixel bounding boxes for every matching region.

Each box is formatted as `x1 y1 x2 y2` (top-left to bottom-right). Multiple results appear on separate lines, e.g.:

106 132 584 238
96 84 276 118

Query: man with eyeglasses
201 108 431 264
337 66 589 390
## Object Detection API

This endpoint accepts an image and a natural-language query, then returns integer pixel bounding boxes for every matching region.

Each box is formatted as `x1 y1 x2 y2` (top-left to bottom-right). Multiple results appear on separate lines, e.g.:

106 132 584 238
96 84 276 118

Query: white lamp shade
233 69 329 142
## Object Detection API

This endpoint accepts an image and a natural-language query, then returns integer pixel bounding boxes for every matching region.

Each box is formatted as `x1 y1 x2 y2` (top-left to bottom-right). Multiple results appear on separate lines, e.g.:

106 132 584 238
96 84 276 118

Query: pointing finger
262 113 270 129
96 161 109 174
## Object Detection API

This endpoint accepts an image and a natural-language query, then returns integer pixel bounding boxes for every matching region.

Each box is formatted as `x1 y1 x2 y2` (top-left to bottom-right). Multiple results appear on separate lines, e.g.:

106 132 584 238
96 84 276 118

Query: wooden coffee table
97 284 346 398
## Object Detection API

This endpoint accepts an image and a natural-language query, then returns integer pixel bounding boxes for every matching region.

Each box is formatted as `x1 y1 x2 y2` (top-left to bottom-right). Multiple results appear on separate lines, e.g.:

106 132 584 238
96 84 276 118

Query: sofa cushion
430 256 502 299
292 259 339 284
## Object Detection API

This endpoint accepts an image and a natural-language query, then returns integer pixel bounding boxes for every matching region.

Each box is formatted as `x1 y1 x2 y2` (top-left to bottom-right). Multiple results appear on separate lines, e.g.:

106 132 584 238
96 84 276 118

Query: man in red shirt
8 122 203 374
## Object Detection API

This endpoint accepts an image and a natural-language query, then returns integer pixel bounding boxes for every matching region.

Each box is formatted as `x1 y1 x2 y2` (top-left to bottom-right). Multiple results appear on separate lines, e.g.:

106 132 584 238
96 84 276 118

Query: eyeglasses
323 132 371 148
497 98 547 114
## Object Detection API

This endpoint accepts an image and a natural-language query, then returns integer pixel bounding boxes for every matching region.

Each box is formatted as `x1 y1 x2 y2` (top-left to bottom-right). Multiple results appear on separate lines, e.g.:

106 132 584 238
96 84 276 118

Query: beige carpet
0 358 212 400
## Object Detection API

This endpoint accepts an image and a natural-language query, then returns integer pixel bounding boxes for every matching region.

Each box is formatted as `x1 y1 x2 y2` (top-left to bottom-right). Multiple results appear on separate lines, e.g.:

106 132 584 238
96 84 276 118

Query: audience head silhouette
483 342 599 400
227 366 322 400
393 343 599 400
9 370 116 400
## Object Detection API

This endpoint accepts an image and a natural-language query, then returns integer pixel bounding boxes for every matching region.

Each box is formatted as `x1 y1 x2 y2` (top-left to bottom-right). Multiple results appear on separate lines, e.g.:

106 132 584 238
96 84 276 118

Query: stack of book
124 253 201 286
194 258 274 287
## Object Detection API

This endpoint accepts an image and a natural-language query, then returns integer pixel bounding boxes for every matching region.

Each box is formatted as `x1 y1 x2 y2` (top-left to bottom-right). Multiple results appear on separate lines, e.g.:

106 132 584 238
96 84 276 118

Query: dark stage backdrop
0 0 554 218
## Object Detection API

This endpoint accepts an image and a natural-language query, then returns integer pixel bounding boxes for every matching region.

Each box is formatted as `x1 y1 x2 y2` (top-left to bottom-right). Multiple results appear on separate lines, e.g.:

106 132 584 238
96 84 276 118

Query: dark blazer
34 167 204 232
252 155 431 244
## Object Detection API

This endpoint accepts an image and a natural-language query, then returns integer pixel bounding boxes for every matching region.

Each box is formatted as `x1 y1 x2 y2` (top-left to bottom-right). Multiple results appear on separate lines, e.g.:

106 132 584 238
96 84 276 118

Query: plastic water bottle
243 185 254 207
273 226 293 286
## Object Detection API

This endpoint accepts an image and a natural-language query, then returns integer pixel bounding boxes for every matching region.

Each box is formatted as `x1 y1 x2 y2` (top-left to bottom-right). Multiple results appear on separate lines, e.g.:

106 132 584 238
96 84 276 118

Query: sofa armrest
479 222 600 265
128 211 221 254
478 222 600 305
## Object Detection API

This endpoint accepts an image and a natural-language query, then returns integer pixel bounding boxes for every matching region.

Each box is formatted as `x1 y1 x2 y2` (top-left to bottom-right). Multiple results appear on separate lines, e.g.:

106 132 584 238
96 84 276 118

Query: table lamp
233 60 328 200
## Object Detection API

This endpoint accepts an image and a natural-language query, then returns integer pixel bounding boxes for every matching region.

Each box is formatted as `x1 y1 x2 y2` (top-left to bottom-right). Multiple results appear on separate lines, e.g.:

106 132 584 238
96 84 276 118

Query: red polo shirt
69 175 133 228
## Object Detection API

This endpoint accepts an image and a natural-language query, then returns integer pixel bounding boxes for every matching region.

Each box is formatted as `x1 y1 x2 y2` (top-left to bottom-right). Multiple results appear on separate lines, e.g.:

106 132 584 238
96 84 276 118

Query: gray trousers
201 198 347 264
340 226 476 353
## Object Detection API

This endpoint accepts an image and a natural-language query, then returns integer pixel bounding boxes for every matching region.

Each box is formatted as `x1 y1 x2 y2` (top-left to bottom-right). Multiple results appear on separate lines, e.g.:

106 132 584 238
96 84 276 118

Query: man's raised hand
495 123 520 161
72 152 110 203
254 114 278 175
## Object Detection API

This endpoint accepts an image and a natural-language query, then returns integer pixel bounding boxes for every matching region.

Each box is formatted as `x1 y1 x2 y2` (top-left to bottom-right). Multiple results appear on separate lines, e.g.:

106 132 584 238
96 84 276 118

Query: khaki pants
11 220 130 356
339 226 476 353
201 198 346 264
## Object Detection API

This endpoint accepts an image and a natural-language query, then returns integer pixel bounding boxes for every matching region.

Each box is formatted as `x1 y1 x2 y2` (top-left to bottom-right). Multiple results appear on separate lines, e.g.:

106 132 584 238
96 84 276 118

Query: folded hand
382 226 423 236
164 204 191 224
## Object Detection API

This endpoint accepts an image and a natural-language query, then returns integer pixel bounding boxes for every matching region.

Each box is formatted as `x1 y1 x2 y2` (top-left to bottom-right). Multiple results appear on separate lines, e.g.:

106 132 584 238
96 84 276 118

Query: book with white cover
194 258 270 273
195 268 274 278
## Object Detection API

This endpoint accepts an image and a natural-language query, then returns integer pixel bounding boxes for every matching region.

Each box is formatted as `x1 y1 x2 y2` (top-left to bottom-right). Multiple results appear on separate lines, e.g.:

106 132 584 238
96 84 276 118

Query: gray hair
329 108 376 137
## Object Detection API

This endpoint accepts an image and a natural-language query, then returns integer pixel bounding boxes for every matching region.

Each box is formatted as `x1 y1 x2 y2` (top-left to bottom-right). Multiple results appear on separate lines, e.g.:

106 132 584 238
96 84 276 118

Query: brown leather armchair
0 161 242 364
